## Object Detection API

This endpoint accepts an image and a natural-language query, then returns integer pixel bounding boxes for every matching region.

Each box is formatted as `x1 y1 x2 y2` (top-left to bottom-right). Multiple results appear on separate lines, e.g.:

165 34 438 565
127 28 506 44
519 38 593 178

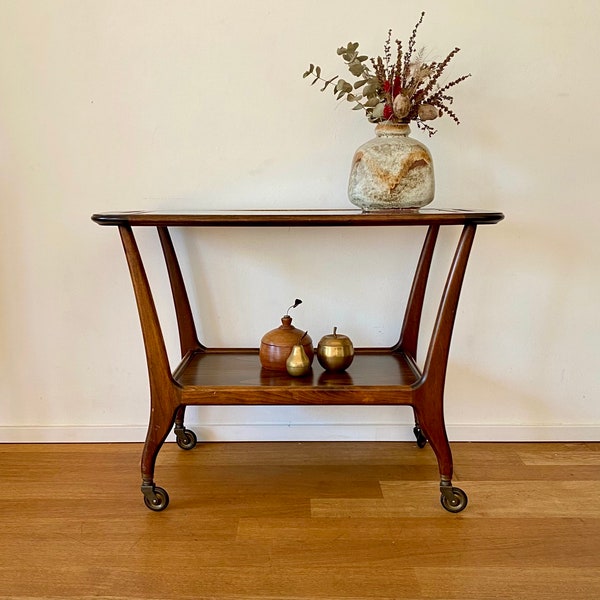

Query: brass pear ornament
317 327 354 372
286 331 312 377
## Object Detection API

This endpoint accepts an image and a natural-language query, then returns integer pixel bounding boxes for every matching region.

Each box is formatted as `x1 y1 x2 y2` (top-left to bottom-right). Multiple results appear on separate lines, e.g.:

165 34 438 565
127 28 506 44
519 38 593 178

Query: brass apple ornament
316 327 354 372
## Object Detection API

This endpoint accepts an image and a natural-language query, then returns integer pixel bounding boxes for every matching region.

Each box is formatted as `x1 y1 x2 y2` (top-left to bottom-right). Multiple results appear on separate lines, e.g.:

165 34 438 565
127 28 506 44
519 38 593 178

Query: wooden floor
1 441 599 599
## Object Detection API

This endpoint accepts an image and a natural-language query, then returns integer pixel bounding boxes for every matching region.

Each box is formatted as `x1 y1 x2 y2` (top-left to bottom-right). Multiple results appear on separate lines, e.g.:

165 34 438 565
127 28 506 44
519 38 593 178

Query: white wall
1 0 599 442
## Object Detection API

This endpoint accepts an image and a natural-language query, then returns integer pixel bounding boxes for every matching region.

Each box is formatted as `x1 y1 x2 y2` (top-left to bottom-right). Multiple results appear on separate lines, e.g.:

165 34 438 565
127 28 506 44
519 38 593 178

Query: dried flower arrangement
303 12 471 136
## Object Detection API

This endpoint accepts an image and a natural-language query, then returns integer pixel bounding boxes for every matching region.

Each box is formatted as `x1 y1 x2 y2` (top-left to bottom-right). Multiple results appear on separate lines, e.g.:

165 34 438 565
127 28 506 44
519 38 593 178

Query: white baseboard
0 423 598 443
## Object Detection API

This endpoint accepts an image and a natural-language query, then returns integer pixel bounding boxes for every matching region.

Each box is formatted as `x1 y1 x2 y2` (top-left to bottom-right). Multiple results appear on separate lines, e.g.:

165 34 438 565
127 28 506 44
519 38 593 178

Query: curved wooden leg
140 403 177 511
174 405 186 434
414 394 453 482
411 409 428 448
141 402 177 485
414 394 468 512
173 405 198 450
412 225 476 512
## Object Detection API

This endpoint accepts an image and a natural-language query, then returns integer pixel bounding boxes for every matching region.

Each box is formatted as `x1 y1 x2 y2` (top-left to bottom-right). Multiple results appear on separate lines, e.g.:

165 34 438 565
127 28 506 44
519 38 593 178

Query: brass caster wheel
413 426 427 448
175 428 197 450
440 486 468 513
142 485 170 512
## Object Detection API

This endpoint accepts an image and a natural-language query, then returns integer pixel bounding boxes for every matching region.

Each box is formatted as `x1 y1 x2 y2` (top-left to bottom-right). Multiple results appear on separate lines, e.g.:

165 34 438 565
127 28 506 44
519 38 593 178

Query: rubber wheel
440 487 468 513
176 429 197 450
413 426 427 448
143 486 170 512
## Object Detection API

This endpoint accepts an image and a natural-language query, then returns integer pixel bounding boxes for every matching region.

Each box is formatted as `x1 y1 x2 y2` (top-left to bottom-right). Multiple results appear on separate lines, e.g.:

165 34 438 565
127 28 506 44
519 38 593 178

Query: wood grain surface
1 441 598 599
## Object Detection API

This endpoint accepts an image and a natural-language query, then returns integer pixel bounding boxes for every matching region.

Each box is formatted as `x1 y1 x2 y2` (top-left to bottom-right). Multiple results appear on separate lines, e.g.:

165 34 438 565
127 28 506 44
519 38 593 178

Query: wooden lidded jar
259 315 314 371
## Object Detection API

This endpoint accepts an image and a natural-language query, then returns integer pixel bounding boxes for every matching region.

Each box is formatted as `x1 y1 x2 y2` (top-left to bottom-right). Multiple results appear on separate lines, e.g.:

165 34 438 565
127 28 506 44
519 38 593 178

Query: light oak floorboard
1 441 599 599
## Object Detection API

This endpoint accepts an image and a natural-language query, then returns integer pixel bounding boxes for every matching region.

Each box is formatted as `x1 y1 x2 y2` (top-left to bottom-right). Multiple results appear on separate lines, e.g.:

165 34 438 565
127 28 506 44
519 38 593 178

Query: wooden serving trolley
91 209 503 512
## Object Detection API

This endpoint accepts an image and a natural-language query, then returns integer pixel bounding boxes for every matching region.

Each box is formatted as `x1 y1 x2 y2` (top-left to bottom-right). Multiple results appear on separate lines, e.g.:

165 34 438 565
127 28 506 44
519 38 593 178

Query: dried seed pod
418 104 439 121
392 94 411 119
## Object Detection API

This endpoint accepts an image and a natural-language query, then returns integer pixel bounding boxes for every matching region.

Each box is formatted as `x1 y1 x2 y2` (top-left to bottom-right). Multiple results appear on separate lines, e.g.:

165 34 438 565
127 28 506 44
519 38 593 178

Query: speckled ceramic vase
348 122 434 211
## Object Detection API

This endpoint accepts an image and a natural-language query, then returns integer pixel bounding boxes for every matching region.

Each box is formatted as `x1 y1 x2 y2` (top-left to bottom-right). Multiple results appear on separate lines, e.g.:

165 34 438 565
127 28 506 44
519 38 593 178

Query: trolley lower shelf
174 349 420 403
